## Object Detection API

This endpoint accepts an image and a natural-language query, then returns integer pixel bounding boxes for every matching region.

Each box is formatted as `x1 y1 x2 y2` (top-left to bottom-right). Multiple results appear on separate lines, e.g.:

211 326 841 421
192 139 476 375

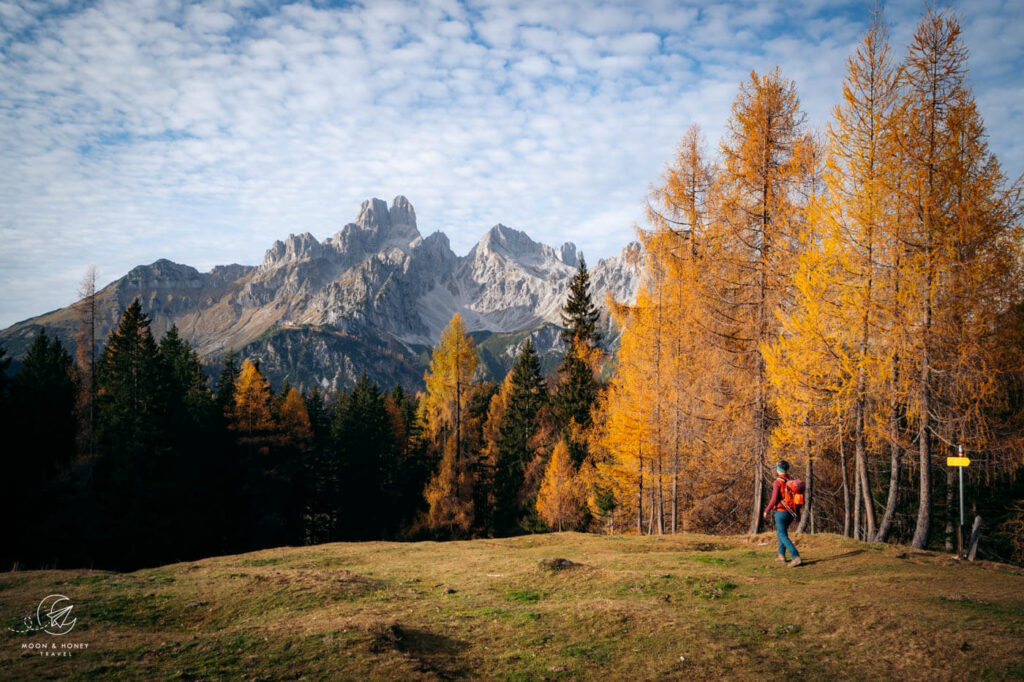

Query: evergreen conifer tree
93 299 171 567
555 257 603 468
560 255 601 346
3 331 79 568
215 350 239 415
493 338 548 533
11 329 78 476
333 373 397 539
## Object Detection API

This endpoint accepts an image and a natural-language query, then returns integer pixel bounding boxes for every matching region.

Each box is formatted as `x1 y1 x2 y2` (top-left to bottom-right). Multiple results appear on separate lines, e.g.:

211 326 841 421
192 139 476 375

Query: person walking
763 459 802 567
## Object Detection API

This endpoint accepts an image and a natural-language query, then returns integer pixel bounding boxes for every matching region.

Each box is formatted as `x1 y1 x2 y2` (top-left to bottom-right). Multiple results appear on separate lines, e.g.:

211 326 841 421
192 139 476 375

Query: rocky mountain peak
0 194 643 392
560 242 579 268
261 232 324 270
355 198 391 232
476 224 547 261
123 259 202 287
347 196 421 248
389 195 416 229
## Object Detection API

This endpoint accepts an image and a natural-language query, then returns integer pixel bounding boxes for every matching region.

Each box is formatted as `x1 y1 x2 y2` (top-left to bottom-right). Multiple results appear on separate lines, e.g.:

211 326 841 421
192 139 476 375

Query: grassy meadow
2 532 1023 680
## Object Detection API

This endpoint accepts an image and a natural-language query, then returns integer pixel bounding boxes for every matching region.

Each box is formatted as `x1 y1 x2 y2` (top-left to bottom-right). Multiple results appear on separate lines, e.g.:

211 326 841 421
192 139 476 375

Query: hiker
763 459 802 567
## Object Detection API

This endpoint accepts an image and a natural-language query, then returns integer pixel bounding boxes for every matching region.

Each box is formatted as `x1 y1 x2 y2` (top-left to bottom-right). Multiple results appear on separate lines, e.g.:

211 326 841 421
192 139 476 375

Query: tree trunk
636 442 643 535
840 428 851 537
671 452 679 534
749 463 764 535
854 404 877 540
910 368 932 549
648 481 656 535
854 467 862 541
797 445 813 534
454 378 462 464
967 516 982 561
656 455 665 535
873 402 901 542
672 401 680 534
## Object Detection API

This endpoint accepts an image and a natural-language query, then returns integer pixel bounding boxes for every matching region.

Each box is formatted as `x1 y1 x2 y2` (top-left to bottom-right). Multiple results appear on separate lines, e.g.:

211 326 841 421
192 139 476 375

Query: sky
1 0 1022 329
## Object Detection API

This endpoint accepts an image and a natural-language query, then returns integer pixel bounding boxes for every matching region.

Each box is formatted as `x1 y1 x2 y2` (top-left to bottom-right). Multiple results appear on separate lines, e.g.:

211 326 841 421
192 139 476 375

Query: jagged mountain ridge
0 196 641 390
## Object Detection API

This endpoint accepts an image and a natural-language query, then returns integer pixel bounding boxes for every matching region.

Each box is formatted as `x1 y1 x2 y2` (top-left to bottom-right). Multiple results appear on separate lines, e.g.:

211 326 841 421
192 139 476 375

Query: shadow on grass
797 549 865 566
370 622 471 679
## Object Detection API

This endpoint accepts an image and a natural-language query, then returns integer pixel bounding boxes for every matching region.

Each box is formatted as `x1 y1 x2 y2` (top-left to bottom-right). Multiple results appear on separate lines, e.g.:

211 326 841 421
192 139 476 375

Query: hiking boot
775 555 787 562
788 557 802 568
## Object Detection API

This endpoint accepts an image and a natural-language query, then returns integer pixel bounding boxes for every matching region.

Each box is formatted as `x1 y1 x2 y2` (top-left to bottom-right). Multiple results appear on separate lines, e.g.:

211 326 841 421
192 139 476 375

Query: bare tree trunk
656 456 665 535
911 366 932 549
854 466 862 541
75 266 98 459
749 211 768 537
967 516 982 561
671 452 679 534
854 418 877 540
840 428 851 537
648 479 656 535
797 444 813 534
672 403 680 534
874 399 901 542
636 442 643 535
749 463 764 535
455 378 462 464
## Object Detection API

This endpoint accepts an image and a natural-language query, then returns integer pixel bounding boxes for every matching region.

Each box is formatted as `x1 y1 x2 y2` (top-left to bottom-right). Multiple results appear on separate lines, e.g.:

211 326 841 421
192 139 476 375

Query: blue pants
775 510 799 558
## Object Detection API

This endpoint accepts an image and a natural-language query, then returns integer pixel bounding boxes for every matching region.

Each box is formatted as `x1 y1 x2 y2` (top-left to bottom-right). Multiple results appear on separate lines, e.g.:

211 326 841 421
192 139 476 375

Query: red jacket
765 473 790 514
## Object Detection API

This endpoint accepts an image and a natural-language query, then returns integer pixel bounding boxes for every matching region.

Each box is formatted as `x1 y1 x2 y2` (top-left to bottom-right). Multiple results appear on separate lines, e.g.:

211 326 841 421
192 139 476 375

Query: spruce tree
553 348 599 466
555 257 603 468
302 385 337 544
557 254 602 450
333 373 396 539
160 325 215 423
10 329 78 476
157 324 220 559
493 338 548 534
215 350 239 415
93 299 171 567
3 330 79 569
560 255 601 346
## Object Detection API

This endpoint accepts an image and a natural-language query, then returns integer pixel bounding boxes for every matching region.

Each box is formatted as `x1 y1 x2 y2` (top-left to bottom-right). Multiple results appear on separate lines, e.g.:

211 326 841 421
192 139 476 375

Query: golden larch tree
230 359 276 444
706 67 817 533
537 439 585 531
894 9 1023 548
422 313 479 537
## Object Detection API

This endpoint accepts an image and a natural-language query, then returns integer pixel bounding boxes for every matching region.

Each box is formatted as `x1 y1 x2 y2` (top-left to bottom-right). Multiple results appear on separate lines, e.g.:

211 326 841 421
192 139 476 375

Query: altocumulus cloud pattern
0 0 1021 328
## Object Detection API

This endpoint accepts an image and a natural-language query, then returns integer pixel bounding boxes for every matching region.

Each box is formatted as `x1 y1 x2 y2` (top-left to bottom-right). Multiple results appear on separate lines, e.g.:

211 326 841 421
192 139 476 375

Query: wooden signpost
947 445 970 559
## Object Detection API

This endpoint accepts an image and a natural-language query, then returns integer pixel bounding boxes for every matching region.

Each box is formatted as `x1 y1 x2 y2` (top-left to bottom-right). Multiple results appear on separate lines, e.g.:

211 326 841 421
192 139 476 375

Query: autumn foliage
591 7 1024 546
3 7 1023 574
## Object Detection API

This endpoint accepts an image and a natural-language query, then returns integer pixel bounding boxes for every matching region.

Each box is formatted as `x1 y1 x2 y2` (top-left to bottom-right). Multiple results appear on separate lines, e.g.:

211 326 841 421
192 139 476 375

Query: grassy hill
2 532 1023 680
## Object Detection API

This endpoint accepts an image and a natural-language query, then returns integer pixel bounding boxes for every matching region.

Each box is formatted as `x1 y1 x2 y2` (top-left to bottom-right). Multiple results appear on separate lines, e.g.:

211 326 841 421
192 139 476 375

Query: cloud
0 0 1021 329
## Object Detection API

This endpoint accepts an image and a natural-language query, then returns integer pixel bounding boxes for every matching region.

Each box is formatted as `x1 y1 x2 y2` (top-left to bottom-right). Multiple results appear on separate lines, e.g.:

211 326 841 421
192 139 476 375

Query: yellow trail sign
947 456 971 467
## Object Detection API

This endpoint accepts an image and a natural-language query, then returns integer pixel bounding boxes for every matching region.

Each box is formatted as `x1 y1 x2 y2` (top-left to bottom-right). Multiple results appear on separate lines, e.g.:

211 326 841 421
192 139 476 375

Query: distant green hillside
3 533 1022 680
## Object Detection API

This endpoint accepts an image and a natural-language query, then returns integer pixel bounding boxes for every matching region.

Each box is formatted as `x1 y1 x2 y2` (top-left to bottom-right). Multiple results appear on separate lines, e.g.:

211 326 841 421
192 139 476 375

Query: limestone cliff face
0 196 641 390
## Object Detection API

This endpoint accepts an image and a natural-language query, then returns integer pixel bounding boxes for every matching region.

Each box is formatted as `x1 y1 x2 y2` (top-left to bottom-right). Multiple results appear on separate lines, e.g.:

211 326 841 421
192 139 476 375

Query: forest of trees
592 8 1024 555
0 254 606 571
3 7 1024 572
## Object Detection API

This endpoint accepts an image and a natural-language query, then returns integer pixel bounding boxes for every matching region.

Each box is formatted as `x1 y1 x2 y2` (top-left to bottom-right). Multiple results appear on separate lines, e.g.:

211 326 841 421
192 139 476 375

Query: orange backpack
779 477 805 513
